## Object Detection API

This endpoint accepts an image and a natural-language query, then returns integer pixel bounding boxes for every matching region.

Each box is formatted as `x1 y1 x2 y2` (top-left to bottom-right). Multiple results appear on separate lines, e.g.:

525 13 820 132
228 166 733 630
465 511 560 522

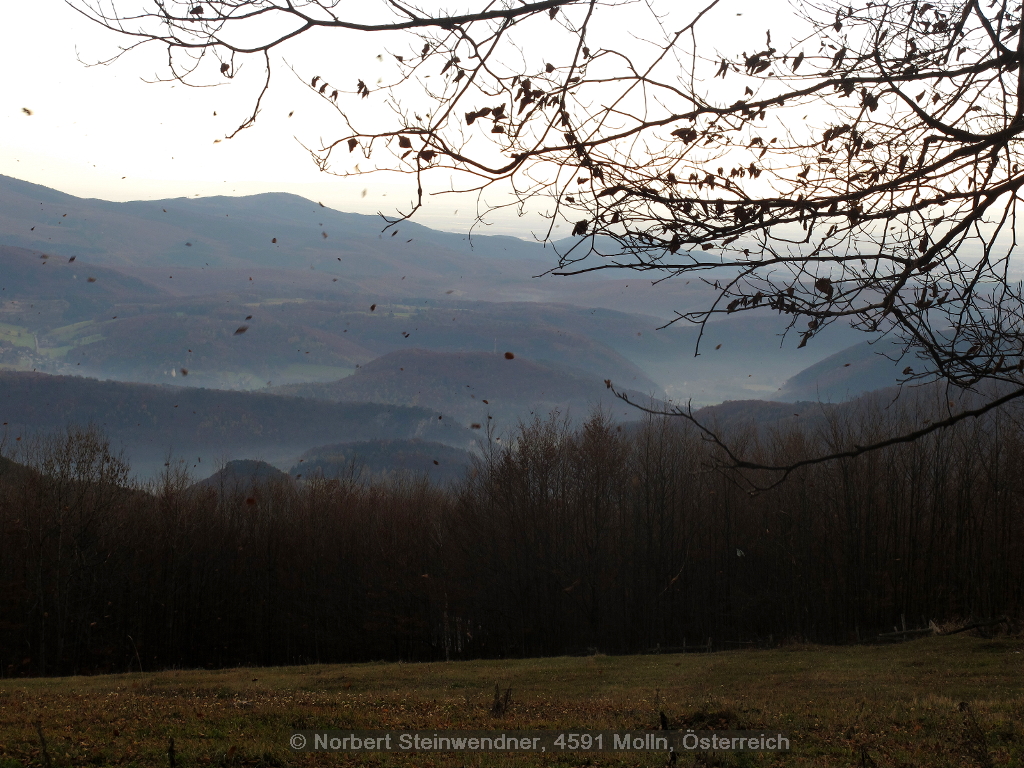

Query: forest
1 385 1021 677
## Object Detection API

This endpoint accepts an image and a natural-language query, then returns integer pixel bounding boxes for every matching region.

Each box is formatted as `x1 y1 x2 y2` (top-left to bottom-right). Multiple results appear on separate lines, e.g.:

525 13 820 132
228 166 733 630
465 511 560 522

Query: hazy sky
2 0 790 236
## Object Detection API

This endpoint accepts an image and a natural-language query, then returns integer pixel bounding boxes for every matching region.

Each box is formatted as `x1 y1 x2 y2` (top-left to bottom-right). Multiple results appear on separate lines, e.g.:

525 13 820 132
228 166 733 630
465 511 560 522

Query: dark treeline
1 390 1022 676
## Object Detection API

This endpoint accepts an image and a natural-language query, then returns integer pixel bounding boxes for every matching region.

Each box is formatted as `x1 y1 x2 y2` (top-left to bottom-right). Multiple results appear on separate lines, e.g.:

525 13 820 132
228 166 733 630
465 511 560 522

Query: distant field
1 636 1021 767
0 323 35 349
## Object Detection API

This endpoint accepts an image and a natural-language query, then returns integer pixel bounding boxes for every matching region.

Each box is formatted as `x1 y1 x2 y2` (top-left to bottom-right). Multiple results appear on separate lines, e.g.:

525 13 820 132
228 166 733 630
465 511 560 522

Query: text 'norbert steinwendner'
288 730 790 752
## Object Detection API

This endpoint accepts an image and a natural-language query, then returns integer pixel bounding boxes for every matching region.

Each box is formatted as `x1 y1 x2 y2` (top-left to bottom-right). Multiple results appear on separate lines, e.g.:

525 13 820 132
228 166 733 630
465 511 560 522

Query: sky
2 0 791 237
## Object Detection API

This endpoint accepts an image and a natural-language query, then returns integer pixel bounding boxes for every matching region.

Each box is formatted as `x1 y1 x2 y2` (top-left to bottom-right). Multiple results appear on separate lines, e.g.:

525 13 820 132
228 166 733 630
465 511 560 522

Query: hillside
268 348 662 431
0 371 476 478
0 175 869 402
773 339 907 402
0 239 674 391
0 174 549 272
0 174 720 317
190 459 295 495
1 638 1019 766
292 439 476 485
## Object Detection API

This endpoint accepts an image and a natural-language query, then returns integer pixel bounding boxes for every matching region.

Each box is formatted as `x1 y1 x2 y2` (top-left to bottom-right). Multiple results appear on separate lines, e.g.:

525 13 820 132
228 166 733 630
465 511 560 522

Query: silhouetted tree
72 0 1024 469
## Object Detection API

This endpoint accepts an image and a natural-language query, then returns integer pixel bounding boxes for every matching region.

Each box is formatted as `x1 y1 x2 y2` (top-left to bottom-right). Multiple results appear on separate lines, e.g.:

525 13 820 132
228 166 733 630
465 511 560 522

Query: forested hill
269 348 664 431
0 371 476 477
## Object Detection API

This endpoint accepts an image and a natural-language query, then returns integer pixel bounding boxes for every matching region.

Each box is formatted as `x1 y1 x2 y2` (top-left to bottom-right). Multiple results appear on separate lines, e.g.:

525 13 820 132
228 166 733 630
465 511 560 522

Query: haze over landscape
3 8 1024 768
0 0 935 484
0 173 908 480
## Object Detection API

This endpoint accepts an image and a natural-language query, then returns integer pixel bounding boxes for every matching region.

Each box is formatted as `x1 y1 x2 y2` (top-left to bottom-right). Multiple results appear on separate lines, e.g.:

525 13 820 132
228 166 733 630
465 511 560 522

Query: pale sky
2 0 792 237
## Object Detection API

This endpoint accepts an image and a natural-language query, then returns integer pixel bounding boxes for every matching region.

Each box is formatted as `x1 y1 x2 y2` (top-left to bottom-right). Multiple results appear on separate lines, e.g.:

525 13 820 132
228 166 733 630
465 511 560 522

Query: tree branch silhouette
71 0 1024 473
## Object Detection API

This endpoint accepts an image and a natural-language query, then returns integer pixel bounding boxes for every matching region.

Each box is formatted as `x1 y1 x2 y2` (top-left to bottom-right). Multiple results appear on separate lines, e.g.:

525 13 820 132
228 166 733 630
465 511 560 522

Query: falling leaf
322 231 328 238
272 237 277 243
504 351 514 359
186 242 192 247
68 256 75 262
21 107 33 116
471 423 482 429
87 277 97 283
715 343 722 349
234 325 249 335
370 304 376 311
445 290 454 294
245 315 252 320
181 368 189 376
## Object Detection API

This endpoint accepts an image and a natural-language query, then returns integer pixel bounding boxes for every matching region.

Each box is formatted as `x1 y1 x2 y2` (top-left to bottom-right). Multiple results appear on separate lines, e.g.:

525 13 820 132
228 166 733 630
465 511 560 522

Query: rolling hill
0 174 870 402
772 339 908 403
0 371 476 479
291 439 477 485
268 348 662 432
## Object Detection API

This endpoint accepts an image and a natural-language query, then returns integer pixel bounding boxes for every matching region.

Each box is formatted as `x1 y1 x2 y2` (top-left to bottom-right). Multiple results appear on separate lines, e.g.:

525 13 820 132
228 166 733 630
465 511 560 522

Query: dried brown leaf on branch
73 0 1024 478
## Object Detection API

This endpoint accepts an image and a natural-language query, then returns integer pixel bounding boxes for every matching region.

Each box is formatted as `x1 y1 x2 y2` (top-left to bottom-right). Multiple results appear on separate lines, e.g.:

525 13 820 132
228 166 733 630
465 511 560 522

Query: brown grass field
0 635 1021 767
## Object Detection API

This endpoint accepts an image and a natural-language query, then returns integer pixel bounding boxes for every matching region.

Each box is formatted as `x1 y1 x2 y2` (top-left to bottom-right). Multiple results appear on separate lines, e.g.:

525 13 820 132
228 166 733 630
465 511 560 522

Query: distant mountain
0 371 476 479
191 459 294 495
0 173 552 286
0 174 868 402
685 376 1016 445
691 398 837 435
0 174 715 316
0 244 165 303
772 340 907 403
292 439 476 485
268 348 662 431
0 238 675 391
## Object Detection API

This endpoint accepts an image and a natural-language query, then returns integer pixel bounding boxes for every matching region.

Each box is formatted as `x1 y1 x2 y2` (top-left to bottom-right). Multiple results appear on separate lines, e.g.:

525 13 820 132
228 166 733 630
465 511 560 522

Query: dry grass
0 635 1022 767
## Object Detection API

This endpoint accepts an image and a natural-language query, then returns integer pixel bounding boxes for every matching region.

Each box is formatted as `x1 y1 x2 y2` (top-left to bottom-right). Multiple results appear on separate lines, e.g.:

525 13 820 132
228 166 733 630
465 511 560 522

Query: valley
0 174 904 480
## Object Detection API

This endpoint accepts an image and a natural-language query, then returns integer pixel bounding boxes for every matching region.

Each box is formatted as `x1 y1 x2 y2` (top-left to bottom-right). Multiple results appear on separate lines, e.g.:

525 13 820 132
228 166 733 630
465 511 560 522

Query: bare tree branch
69 0 1024 475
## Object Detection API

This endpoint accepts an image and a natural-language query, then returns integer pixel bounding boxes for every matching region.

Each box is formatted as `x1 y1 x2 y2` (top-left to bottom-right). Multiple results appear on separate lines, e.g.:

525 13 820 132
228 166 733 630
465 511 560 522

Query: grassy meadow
0 635 1022 767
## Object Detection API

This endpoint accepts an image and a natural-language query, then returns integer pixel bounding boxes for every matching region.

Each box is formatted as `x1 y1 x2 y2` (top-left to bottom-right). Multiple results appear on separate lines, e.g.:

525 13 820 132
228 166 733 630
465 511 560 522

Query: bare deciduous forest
2 386 1021 677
